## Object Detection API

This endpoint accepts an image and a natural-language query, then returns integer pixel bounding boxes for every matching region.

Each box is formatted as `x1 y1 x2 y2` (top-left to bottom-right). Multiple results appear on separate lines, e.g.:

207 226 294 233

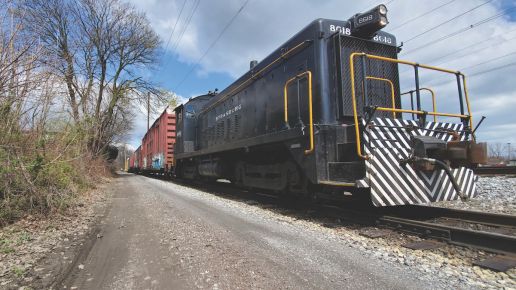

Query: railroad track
143 174 516 257
310 203 516 255
474 166 516 175
374 206 516 255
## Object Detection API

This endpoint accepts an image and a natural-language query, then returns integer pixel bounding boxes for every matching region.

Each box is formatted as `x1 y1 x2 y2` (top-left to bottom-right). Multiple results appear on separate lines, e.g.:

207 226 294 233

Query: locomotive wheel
285 161 307 196
233 161 245 186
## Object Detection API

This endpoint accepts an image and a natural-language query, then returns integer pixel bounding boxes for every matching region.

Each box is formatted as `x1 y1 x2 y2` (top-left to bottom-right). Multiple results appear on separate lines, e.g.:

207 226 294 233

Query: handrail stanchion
414 65 421 113
361 55 369 109
456 73 465 116
461 74 474 141
423 88 437 122
410 91 415 119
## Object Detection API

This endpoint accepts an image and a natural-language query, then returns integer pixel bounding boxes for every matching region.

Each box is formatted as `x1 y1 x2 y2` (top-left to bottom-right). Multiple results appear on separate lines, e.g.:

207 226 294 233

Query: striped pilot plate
356 117 478 207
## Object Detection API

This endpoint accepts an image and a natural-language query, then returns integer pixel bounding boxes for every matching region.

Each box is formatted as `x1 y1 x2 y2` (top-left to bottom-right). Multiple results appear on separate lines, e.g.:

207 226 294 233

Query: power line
163 0 187 53
401 5 515 56
360 0 395 12
429 60 516 88
174 0 250 90
402 0 493 44
469 60 516 77
427 27 516 66
435 34 516 67
170 0 201 54
360 0 385 11
398 27 516 75
390 0 456 32
423 53 516 88
460 50 516 71
385 0 396 6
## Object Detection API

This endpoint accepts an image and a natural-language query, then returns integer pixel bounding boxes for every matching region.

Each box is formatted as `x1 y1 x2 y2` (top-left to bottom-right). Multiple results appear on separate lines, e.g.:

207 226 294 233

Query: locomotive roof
174 92 216 112
142 105 174 141
196 18 397 114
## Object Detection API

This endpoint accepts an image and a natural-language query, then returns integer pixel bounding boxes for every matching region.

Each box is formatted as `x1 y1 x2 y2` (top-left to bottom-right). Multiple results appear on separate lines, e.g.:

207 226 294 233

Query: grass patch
17 231 31 244
0 238 14 254
12 266 24 277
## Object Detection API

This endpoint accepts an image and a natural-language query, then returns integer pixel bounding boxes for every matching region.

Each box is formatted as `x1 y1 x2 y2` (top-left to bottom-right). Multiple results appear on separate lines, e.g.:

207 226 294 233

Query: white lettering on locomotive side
373 34 393 44
215 104 242 121
329 24 351 36
329 23 394 45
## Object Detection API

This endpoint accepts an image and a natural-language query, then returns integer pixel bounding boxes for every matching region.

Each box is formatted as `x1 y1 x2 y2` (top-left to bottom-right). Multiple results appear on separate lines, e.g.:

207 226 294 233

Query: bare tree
73 0 161 154
16 0 162 156
489 143 504 159
17 0 81 122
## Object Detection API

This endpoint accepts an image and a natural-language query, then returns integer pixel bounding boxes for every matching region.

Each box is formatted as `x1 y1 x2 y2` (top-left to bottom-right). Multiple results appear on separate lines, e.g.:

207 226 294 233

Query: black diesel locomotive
174 5 487 207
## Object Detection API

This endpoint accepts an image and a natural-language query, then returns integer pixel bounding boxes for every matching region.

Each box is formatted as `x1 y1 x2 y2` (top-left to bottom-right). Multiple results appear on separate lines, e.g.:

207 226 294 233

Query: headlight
378 4 388 15
349 4 390 38
379 16 388 26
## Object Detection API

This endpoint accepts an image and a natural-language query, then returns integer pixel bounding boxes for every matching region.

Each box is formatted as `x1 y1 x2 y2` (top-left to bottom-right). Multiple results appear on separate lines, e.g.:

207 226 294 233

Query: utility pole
147 92 150 130
123 143 126 171
508 143 512 162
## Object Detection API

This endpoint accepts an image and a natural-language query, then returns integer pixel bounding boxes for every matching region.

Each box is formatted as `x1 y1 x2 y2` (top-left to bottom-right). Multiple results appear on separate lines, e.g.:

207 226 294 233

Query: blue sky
501 0 516 19
152 56 232 101
127 0 516 151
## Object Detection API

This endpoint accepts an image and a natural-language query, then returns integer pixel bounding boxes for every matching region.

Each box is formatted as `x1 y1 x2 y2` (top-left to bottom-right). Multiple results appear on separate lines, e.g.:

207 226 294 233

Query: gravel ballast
434 175 516 215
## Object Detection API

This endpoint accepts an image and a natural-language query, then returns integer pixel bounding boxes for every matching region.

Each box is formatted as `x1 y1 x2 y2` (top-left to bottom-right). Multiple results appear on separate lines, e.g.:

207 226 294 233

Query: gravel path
62 174 439 290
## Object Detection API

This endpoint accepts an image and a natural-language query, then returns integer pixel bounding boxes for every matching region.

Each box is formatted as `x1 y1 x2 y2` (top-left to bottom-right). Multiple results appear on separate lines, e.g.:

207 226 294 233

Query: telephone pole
147 92 150 130
508 143 512 162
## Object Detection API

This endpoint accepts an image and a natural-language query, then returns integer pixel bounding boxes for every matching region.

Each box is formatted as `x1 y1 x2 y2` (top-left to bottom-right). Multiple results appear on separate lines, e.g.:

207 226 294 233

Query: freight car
173 4 487 207
132 107 177 176
128 145 141 173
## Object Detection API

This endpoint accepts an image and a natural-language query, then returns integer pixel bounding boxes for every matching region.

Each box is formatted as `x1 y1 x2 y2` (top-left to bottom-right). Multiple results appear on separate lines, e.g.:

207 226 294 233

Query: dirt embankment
0 178 113 289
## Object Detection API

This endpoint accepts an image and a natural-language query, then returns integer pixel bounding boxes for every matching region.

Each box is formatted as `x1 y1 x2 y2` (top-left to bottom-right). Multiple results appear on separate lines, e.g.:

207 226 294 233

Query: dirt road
61 173 435 289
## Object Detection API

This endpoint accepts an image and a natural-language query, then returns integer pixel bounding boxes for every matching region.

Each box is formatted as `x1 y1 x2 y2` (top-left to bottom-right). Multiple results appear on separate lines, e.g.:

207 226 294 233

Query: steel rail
389 205 516 227
322 204 516 254
473 166 516 175
377 215 516 254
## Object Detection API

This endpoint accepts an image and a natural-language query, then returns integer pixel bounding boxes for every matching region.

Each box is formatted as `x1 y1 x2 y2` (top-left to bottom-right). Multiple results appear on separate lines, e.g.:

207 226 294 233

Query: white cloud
128 0 516 144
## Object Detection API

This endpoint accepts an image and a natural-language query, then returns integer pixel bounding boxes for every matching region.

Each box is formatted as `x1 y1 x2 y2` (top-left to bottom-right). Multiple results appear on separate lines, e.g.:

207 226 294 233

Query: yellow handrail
365 76 396 118
401 87 437 122
349 52 474 159
283 71 314 155
375 107 468 118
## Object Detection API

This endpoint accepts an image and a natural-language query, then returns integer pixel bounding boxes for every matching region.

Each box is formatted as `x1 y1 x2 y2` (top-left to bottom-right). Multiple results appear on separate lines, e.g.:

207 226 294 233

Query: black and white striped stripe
356 117 478 207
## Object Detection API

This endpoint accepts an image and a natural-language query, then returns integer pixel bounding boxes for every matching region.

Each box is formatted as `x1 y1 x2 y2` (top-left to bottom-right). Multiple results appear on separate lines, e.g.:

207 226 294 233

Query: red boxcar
128 146 141 173
140 107 176 175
